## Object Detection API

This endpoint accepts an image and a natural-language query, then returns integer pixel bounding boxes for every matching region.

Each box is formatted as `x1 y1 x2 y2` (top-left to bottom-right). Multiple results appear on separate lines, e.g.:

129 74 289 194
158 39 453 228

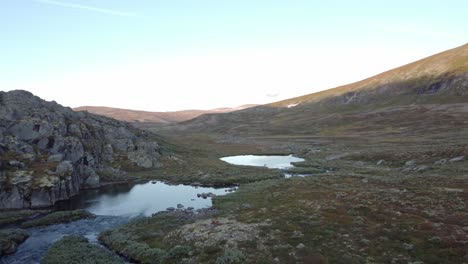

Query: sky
1 0 467 111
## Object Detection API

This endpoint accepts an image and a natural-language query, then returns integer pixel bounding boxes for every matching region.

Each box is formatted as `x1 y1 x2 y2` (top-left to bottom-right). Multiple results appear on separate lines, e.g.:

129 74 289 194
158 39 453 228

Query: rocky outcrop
0 90 164 209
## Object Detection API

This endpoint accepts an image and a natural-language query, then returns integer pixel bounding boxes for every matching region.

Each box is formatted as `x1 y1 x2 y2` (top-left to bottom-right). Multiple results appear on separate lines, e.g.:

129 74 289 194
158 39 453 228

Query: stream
1 181 231 264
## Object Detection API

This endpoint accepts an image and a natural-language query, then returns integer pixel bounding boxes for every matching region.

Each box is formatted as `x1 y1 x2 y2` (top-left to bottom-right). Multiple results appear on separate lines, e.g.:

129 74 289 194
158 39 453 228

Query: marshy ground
96 120 467 263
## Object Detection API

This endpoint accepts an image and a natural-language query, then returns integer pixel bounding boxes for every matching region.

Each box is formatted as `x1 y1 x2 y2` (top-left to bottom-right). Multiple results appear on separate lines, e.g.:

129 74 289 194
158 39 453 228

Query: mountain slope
74 104 257 124
167 43 468 135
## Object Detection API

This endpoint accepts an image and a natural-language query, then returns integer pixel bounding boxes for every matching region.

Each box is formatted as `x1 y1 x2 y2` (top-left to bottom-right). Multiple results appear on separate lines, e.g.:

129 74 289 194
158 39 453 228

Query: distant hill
73 104 257 124
165 43 468 135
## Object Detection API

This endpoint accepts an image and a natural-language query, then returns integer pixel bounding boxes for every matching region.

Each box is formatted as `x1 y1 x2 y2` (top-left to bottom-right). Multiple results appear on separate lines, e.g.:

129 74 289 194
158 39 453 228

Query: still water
56 181 231 216
220 154 304 169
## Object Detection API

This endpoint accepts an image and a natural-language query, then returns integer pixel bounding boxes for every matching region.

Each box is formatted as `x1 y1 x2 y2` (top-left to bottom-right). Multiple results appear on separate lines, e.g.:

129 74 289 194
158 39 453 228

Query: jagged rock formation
0 90 163 209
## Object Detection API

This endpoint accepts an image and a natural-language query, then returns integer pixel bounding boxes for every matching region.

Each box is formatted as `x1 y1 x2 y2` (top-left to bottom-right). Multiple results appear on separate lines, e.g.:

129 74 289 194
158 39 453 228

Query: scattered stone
404 160 416 167
296 243 306 249
360 239 371 245
414 165 431 172
428 236 441 243
449 156 465 162
177 204 184 209
241 203 252 209
166 207 176 211
47 154 63 163
402 243 414 250
187 207 194 211
8 160 25 168
291 230 304 238
434 159 447 165
376 159 387 165
197 192 216 199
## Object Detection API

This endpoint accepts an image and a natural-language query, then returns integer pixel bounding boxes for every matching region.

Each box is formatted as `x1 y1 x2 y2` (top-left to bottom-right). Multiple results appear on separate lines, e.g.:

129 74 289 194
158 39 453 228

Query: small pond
55 180 231 217
220 154 305 169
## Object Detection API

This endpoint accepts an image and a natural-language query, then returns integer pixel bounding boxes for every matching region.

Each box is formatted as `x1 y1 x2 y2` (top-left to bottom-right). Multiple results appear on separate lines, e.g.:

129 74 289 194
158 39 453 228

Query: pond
220 154 304 169
55 180 231 217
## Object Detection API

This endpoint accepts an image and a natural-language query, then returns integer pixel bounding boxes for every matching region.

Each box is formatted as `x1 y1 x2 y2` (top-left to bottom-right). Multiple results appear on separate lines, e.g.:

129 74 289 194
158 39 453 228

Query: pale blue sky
1 0 467 111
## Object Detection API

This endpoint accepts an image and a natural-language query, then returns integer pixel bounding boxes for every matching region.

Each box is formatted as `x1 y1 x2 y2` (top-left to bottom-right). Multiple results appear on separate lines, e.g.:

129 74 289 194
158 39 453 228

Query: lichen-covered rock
0 90 166 209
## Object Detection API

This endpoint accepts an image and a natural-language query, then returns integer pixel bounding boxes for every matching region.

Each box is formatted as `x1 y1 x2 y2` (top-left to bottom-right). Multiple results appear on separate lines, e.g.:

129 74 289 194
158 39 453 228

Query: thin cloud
33 0 138 17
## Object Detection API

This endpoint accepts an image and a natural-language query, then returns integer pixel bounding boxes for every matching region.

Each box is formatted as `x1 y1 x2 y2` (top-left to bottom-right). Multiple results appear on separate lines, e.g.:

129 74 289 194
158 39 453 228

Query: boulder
449 156 465 162
30 189 55 208
404 160 416 167
0 186 27 209
376 159 387 165
56 161 74 176
47 154 64 163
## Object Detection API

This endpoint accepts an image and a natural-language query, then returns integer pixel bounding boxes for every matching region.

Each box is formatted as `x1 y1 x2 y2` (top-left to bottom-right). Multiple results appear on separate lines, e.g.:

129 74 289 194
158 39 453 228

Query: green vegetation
99 212 195 264
103 119 467 263
0 209 48 227
41 235 123 264
130 134 284 186
0 229 29 256
216 249 246 264
20 209 94 228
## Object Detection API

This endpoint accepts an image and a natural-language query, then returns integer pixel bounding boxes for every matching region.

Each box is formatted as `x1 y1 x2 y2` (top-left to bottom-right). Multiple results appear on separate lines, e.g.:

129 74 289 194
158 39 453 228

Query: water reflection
55 181 230 216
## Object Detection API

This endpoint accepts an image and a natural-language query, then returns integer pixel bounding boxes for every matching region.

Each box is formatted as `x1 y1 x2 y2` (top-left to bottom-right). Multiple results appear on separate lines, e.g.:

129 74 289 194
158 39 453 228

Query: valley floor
98 127 467 264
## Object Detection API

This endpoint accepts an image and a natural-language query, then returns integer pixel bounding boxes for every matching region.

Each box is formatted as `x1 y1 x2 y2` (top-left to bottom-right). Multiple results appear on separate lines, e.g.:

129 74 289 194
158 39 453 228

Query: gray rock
0 186 27 209
9 160 25 168
47 154 64 163
79 166 100 188
296 243 306 249
37 138 49 150
30 189 55 208
102 144 114 162
428 236 441 243
291 230 304 238
63 137 84 163
434 159 447 165
56 161 74 175
9 120 52 141
404 160 416 166
414 165 431 172
449 156 465 162
0 90 165 209
376 159 387 165
403 243 414 250
360 239 371 245
177 204 184 209
67 123 81 136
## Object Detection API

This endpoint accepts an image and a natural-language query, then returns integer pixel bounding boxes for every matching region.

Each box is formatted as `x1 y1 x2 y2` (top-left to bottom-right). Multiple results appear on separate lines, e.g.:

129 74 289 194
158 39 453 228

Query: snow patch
287 103 299 108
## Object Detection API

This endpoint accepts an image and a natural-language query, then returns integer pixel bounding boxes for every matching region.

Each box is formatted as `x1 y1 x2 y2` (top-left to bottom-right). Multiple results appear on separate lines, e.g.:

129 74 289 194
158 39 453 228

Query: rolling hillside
73 104 257 124
167 43 468 135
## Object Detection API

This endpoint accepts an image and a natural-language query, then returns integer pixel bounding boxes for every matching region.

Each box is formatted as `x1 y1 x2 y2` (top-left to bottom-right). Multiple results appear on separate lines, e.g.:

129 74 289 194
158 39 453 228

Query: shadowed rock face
0 90 163 209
